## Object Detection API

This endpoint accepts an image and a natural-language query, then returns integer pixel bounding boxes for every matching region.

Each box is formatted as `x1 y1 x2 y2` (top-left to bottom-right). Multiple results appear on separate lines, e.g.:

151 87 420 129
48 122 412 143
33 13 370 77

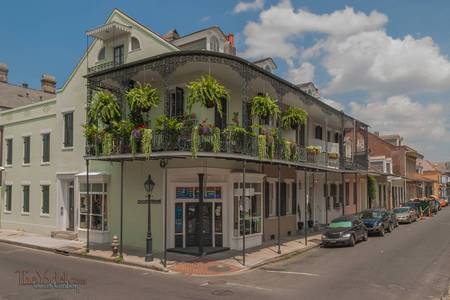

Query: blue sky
1 0 449 160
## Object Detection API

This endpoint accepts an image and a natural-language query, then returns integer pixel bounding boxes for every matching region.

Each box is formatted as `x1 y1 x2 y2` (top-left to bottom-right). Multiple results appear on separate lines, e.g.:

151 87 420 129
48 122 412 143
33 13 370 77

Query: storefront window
79 183 108 231
234 182 262 237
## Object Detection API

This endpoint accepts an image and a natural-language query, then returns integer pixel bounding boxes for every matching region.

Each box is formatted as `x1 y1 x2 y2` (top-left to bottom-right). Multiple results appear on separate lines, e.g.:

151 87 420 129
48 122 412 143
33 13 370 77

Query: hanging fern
250 94 280 119
258 134 267 160
186 75 229 117
212 127 221 153
141 128 153 159
89 91 121 125
102 133 113 156
268 138 275 160
126 83 160 113
282 139 292 160
281 107 308 129
191 125 200 158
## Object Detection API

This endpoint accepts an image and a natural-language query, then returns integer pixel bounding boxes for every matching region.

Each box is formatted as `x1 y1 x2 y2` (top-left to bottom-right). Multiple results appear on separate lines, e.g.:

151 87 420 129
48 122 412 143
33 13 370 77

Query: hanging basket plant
125 83 160 113
191 125 200 158
282 139 292 160
250 94 280 120
102 132 113 156
89 91 121 126
141 128 153 159
83 124 102 156
306 146 321 155
186 75 229 116
130 127 142 155
258 134 267 160
281 107 308 129
328 152 339 160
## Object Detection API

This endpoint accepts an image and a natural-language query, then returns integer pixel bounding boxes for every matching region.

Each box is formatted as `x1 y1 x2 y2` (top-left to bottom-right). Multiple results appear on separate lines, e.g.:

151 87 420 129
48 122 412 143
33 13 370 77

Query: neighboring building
423 161 450 199
1 9 369 256
297 82 320 99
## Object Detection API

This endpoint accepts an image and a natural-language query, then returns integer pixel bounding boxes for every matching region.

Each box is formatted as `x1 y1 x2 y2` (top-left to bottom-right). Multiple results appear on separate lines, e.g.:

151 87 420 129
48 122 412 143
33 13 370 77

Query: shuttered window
6 139 12 165
292 182 297 215
5 185 12 212
41 185 50 215
42 133 50 163
22 185 30 213
243 102 252 130
169 87 184 118
264 181 270 218
281 182 287 216
63 112 73 148
23 136 30 164
345 182 350 206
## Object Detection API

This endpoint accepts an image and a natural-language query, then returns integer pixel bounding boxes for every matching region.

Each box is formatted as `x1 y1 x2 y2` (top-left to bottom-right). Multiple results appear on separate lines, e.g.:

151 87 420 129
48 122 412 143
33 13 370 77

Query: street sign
137 199 161 204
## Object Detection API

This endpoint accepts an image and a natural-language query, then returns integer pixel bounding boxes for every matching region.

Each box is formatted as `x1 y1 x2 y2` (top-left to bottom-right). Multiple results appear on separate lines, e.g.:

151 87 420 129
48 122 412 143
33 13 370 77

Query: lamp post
144 175 155 262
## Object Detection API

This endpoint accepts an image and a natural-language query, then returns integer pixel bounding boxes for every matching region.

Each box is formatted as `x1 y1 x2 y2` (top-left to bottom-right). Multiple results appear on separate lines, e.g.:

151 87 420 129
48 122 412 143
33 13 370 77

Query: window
169 88 184 118
334 132 339 143
233 182 262 236
113 45 124 66
42 133 50 163
386 162 392 174
63 112 73 148
214 97 227 130
315 126 323 140
80 183 108 231
330 183 339 208
353 182 357 205
327 131 331 142
22 185 30 214
345 182 350 206
5 138 12 165
97 47 105 61
41 185 50 215
23 136 30 164
210 36 219 52
4 185 12 212
130 37 140 51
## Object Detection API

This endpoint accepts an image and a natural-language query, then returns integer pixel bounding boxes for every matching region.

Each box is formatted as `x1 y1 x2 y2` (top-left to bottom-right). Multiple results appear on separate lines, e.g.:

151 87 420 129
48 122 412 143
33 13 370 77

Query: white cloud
241 1 450 96
350 95 450 158
200 16 211 22
287 62 315 84
234 0 264 13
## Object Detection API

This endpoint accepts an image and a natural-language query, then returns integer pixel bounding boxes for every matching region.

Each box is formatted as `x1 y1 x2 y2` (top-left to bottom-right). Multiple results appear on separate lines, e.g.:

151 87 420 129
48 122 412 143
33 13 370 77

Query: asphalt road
1 208 450 300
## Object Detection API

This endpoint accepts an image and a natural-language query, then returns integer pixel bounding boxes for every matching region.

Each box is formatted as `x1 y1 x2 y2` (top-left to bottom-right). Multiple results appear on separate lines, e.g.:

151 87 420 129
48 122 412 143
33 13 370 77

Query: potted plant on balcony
257 134 267 160
112 119 134 154
125 83 160 125
306 146 321 162
89 90 121 128
130 125 144 155
186 75 229 116
250 94 280 121
281 107 308 130
155 115 183 150
83 124 102 156
141 128 153 159
223 124 248 153
328 152 339 160
212 127 221 153
102 132 113 156
282 138 292 161
191 125 200 158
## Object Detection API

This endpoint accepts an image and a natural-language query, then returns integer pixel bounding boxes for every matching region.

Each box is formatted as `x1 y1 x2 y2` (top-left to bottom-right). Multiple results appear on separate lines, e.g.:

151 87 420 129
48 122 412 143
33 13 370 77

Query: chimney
0 63 8 83
41 74 56 94
224 33 236 56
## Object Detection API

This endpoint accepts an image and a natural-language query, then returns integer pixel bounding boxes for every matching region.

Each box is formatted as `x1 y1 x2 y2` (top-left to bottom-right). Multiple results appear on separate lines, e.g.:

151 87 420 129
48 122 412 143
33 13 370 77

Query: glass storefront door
185 203 212 247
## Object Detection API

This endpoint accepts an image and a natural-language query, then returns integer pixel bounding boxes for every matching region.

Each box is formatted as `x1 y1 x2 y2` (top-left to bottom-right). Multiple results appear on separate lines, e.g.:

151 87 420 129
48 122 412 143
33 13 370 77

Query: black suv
322 215 368 247
359 209 392 236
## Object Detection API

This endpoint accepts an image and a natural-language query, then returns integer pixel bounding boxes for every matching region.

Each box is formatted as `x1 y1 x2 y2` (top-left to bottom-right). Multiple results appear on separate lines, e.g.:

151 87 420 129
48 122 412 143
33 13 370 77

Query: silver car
393 207 417 224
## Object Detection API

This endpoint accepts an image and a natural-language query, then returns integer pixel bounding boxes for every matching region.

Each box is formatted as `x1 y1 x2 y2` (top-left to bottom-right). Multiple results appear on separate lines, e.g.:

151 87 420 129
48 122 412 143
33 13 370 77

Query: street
1 208 450 300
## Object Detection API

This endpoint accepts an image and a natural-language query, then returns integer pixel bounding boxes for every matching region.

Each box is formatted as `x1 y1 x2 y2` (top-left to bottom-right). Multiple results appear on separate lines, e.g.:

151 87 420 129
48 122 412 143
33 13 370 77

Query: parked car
439 198 447 208
403 201 425 216
393 207 417 224
359 209 392 236
322 215 368 247
427 198 440 214
387 210 399 228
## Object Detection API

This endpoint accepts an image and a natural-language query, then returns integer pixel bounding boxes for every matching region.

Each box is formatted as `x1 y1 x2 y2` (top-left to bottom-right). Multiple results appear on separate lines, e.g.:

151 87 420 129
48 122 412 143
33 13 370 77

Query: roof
0 81 54 109
178 26 227 40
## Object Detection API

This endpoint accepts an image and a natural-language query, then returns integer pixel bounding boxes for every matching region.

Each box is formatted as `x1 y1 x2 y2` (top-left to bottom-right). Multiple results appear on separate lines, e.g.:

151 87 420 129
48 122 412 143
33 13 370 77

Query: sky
1 0 449 161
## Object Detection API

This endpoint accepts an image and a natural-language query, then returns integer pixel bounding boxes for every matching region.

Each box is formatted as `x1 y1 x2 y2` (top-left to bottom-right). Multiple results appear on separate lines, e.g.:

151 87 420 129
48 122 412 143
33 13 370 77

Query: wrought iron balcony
88 61 118 74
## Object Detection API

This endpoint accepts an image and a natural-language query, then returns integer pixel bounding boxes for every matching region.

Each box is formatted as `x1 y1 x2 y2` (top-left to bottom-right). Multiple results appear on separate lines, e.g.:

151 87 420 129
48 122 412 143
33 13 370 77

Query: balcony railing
86 129 343 169
88 61 117 74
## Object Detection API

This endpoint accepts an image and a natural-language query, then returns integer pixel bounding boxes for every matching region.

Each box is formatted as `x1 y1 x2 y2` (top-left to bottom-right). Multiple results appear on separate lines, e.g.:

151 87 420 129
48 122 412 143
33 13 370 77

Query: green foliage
212 127 221 153
224 124 248 140
83 124 100 142
112 120 134 140
130 129 141 155
89 91 121 125
281 107 308 129
250 94 280 119
191 125 199 158
125 83 160 113
141 128 153 159
268 138 275 159
282 139 292 160
368 175 377 201
186 75 229 116
155 115 183 134
258 135 267 160
102 133 113 156
306 146 321 155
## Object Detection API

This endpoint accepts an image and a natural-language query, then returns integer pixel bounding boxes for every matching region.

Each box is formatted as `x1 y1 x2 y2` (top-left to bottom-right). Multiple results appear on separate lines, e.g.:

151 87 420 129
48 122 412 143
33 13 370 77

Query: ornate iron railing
87 61 116 74
86 129 343 169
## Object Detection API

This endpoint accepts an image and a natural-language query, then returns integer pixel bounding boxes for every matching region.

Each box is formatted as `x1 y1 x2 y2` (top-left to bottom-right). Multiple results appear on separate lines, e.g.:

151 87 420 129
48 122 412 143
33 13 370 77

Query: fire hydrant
112 235 119 257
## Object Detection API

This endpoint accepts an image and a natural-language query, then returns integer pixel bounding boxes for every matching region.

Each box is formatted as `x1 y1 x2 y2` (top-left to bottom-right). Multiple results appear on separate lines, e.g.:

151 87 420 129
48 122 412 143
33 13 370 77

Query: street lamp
144 175 155 262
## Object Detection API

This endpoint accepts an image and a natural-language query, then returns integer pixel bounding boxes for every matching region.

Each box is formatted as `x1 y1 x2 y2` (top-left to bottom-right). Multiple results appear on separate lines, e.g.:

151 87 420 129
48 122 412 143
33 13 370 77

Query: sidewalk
0 229 322 276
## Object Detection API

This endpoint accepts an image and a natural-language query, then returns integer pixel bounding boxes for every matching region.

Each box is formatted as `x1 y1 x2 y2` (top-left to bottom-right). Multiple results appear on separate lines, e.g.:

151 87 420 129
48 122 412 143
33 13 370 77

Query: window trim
129 36 141 52
79 183 109 232
41 132 51 164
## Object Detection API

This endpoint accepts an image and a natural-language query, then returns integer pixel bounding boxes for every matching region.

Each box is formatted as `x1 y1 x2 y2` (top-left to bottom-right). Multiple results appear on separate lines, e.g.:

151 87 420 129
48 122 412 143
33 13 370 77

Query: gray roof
0 82 54 109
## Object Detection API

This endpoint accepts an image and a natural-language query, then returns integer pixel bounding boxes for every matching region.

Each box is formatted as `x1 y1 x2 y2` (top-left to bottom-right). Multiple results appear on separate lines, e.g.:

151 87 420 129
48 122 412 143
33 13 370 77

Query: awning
86 22 132 40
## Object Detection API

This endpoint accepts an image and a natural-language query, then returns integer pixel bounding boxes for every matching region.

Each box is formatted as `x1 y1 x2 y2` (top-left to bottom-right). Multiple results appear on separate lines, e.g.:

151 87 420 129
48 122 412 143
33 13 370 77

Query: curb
249 242 320 270
0 239 168 273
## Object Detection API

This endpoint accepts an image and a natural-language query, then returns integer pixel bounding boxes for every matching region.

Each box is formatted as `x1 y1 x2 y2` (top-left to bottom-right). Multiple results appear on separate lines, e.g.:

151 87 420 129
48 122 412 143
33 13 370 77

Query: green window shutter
292 183 297 215
23 186 30 213
42 185 49 214
281 182 287 216
42 133 50 162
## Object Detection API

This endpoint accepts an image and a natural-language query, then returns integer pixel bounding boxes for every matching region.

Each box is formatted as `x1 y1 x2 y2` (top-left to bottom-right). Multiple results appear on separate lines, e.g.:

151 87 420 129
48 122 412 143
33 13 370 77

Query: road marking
201 281 272 291
265 270 320 277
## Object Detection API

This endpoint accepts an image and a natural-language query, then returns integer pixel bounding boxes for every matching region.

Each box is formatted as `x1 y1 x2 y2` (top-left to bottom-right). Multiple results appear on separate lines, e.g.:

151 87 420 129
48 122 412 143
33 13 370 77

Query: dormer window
130 36 140 51
97 47 106 61
210 36 219 52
